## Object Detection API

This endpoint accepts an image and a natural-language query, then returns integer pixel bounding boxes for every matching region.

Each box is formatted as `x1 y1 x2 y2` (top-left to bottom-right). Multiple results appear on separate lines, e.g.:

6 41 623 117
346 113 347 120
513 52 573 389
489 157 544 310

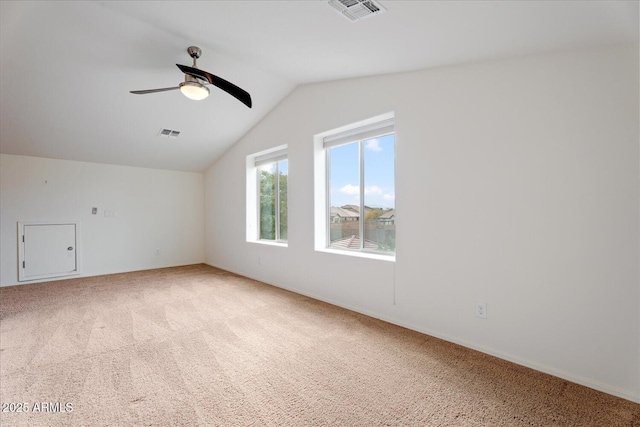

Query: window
316 114 395 256
258 159 288 241
247 146 288 244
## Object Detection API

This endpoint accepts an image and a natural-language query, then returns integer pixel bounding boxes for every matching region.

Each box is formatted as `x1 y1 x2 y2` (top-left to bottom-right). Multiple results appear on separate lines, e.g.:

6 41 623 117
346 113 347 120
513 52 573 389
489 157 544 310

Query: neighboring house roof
330 235 379 250
340 205 378 216
331 206 359 218
332 205 395 220
380 209 395 219
341 204 360 213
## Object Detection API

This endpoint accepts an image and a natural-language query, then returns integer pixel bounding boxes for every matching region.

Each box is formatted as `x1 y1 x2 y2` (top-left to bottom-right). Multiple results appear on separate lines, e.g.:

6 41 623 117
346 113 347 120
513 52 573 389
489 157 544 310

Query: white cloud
383 194 395 201
364 185 383 195
365 139 382 152
339 184 360 195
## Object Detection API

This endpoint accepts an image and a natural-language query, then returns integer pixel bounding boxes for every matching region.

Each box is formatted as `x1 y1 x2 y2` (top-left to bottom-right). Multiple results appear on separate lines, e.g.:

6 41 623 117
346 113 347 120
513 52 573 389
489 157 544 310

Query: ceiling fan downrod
187 46 202 68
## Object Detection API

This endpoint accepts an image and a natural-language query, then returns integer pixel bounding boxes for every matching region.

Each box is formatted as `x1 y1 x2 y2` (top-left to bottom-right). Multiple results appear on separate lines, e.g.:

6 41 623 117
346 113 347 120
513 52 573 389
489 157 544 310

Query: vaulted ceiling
1 1 637 172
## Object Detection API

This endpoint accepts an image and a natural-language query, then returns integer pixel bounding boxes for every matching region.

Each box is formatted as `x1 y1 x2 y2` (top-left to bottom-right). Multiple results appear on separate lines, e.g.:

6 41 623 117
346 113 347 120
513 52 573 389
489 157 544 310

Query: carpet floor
0 264 638 426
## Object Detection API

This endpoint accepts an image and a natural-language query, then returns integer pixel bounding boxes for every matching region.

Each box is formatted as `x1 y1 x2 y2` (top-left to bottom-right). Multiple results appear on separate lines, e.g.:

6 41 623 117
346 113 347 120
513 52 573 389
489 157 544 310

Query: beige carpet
0 264 638 426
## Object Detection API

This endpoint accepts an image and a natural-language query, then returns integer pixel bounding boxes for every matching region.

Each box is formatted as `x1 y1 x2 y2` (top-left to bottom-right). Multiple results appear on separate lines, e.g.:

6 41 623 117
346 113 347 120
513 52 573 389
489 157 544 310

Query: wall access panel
18 221 81 282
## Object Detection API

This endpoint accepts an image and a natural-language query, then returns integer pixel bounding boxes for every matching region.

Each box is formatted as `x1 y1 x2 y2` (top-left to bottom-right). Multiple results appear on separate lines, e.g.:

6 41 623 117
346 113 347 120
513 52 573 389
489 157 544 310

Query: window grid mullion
256 166 262 240
275 162 280 242
326 150 331 249
359 139 365 250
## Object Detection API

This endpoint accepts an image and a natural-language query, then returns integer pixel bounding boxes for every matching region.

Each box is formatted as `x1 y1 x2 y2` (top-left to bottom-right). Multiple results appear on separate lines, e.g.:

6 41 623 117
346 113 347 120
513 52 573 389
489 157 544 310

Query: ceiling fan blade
130 86 180 95
176 64 252 108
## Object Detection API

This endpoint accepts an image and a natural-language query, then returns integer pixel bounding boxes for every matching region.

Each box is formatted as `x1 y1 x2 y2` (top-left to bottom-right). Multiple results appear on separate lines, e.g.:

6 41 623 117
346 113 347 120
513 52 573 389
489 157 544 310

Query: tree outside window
259 159 288 241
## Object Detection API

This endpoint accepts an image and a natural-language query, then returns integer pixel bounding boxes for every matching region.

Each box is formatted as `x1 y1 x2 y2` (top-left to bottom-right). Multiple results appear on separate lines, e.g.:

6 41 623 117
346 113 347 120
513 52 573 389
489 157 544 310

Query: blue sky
329 134 395 209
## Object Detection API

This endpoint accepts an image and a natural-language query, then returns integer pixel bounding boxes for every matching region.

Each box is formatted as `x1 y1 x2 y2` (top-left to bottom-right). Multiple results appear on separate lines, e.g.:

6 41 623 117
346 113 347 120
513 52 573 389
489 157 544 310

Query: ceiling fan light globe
179 81 209 101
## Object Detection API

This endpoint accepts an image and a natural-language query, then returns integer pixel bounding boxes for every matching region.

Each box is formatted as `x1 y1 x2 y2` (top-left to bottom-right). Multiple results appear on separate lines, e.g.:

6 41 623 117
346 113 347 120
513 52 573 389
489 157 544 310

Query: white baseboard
0 262 205 288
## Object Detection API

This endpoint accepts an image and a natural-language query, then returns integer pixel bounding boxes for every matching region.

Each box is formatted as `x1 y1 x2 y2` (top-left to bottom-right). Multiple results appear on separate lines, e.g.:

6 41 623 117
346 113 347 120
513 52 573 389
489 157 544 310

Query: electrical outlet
155 248 161 256
475 301 487 319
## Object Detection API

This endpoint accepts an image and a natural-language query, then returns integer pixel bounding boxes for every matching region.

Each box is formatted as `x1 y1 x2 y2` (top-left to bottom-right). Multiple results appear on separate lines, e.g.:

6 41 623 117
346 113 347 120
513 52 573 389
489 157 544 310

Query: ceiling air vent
158 128 180 139
328 0 386 22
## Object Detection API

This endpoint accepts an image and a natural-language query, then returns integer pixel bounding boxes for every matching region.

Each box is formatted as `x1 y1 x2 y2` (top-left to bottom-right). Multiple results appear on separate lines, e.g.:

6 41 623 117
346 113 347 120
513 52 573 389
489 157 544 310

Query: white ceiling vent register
328 0 387 22
158 128 180 138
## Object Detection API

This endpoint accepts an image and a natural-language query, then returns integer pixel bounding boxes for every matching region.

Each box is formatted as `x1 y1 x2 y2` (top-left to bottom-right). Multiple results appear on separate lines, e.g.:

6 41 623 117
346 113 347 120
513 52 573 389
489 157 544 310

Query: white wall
204 45 639 402
1 154 204 286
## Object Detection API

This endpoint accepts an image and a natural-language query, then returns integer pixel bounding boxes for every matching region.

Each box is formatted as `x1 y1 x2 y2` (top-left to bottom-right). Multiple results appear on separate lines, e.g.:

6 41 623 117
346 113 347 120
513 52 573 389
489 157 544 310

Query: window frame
314 112 396 260
247 145 288 246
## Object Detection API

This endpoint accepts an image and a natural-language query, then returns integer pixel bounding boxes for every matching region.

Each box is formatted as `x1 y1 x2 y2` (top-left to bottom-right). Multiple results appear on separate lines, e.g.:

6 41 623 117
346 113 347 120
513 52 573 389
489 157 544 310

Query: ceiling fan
130 46 252 108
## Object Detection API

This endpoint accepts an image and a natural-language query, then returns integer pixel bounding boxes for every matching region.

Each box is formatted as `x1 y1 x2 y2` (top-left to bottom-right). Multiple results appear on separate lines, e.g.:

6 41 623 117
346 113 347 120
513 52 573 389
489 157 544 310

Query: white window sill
315 247 395 262
249 240 288 248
